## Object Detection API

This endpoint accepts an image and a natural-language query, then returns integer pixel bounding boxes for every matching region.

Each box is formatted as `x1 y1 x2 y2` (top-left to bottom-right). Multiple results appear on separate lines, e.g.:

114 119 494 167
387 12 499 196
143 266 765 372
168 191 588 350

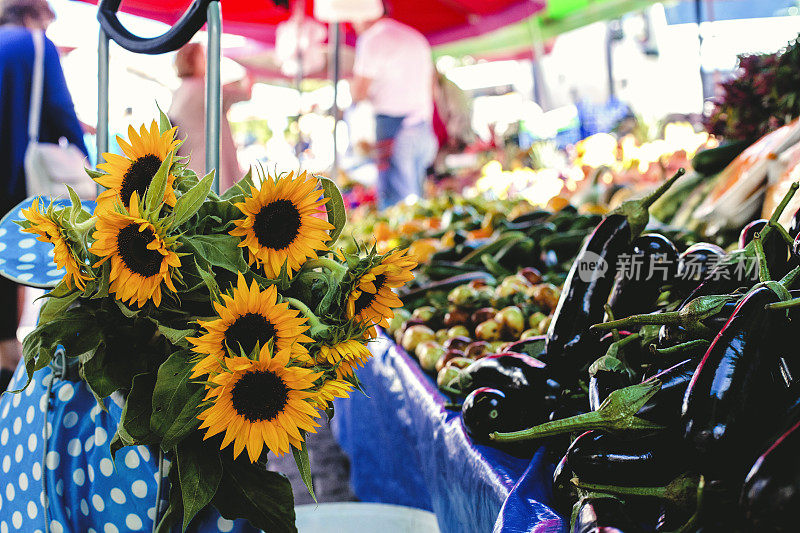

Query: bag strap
28 29 45 143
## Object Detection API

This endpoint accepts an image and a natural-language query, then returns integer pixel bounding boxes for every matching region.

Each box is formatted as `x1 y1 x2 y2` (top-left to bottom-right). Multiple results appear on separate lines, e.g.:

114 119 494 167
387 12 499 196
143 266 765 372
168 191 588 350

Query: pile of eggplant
479 171 800 531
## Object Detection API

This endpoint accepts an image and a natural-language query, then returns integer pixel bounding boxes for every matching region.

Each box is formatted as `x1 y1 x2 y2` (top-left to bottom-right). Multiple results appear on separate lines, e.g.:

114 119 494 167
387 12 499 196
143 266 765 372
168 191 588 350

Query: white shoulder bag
23 30 95 199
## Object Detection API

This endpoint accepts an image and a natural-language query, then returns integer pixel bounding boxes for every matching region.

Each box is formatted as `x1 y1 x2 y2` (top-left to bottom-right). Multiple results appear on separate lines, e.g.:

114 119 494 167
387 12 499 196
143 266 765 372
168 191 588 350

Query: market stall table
332 332 564 533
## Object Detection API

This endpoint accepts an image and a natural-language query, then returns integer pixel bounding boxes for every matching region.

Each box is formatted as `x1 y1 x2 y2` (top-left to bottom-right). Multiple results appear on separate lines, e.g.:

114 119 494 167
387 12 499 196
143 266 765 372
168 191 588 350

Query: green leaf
319 177 346 246
213 455 296 533
154 322 197 348
114 300 141 318
111 371 158 460
292 440 316 502
177 434 222 531
38 288 81 325
182 234 248 273
171 171 215 229
90 260 111 300
145 152 173 216
85 168 105 180
157 103 173 134
150 350 204 449
220 167 254 201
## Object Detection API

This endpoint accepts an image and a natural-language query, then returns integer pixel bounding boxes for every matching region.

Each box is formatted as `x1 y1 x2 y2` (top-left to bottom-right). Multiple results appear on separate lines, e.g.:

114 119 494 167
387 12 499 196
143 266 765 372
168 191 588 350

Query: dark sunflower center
116 223 164 277
120 154 163 207
253 199 302 250
353 274 387 315
224 313 276 356
231 369 289 423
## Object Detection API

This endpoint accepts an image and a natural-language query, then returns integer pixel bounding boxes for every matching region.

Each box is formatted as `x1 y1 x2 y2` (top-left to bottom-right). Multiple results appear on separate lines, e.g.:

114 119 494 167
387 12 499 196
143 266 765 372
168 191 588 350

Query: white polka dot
104 524 118 533
1 456 8 473
0 429 7 445
46 269 63 277
72 468 85 486
27 501 36 519
131 480 147 499
11 513 20 529
12 393 20 408
94 427 107 446
45 421 52 437
15 264 34 271
80 499 89 516
31 462 41 481
92 494 105 512
124 450 140 469
12 418 21 434
45 451 59 469
18 238 36 249
24 379 35 396
5 485 13 501
50 520 64 533
56 479 63 496
99 458 113 477
25 406 34 424
88 529 96 533
57 383 74 402
0 521 6 533
110 488 126 505
147 507 156 521
19 253 36 262
14 445 23 463
1 402 9 418
0 228 6 237
16 273 33 282
62 411 78 428
137 445 150 462
217 517 234 532
38 394 47 413
27 434 36 452
47 249 54 258
125 515 142 531
90 404 101 421
18 473 27 491
39 492 45 508
87 464 95 482
84 436 94 453
0 242 6 252
67 438 82 457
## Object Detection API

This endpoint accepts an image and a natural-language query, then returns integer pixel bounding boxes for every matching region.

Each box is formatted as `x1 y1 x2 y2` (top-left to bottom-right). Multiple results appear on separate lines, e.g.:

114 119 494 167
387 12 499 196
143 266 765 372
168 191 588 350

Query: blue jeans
375 115 437 210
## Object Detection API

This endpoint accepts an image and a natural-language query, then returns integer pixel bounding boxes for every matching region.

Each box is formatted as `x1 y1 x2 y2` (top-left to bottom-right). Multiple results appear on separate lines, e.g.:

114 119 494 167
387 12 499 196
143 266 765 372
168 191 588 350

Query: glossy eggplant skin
589 370 631 412
637 359 697 429
461 387 543 442
681 287 790 484
567 431 685 487
546 214 631 380
606 234 678 320
455 353 548 395
572 497 642 533
673 243 726 298
740 418 800 532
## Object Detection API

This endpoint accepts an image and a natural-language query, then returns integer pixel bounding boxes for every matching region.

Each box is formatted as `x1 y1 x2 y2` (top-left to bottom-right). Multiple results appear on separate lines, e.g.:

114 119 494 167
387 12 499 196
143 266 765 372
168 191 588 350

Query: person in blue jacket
0 0 88 392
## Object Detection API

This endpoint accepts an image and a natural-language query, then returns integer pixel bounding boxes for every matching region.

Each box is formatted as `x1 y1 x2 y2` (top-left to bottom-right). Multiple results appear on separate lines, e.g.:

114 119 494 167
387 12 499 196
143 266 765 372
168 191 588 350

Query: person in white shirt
351 5 438 209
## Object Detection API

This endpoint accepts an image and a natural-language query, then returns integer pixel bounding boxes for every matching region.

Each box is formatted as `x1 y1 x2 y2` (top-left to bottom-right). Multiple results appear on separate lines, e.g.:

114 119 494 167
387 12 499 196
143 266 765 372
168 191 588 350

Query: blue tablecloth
331 333 565 533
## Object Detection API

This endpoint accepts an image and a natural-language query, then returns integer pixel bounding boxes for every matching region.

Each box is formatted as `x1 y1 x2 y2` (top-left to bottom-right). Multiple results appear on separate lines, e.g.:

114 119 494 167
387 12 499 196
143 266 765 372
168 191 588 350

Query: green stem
766 297 800 310
491 410 608 442
303 257 347 276
593 312 682 331
770 220 795 246
752 233 771 283
780 265 800 289
571 479 668 499
757 181 800 245
284 297 329 336
651 339 709 357
641 168 686 210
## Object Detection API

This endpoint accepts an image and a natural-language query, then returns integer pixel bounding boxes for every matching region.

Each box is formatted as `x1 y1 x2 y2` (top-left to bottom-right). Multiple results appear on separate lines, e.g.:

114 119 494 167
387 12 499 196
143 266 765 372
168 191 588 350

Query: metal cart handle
97 0 212 55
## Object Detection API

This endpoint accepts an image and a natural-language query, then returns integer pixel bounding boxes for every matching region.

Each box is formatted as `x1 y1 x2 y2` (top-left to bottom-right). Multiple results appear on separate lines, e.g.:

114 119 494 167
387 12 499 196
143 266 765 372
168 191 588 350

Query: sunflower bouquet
13 112 416 532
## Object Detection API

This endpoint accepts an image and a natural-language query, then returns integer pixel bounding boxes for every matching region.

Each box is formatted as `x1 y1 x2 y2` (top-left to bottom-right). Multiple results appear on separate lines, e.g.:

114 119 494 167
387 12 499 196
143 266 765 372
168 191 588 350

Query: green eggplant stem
641 168 686 210
571 478 669 499
490 410 608 442
593 312 682 331
766 297 800 310
769 182 799 226
780 265 800 289
769 220 796 246
751 233 771 283
284 297 328 336
651 339 710 356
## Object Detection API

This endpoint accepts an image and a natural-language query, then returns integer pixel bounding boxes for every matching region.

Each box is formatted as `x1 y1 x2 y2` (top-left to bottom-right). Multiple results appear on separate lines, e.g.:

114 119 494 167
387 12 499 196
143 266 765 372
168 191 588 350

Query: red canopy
76 0 545 46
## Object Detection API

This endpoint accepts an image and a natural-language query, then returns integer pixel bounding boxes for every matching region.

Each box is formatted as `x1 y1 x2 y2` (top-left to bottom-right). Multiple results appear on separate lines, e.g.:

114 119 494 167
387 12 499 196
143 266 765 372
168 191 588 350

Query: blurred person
0 0 87 392
351 2 437 210
169 42 252 192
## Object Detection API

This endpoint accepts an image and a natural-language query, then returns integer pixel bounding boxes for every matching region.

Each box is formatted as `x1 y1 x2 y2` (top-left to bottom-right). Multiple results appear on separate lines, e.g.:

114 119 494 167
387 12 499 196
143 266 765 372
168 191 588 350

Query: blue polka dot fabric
0 198 94 289
0 364 259 532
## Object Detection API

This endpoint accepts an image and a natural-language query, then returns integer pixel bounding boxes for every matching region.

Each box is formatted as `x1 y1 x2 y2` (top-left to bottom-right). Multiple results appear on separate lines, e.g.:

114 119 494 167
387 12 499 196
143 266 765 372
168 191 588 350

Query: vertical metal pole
605 22 616 100
97 29 110 162
206 0 222 193
696 0 707 100
329 22 341 177
528 17 549 110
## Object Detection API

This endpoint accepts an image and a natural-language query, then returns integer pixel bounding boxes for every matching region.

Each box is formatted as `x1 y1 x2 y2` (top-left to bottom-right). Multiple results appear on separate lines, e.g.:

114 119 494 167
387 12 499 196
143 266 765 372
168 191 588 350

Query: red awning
76 0 545 46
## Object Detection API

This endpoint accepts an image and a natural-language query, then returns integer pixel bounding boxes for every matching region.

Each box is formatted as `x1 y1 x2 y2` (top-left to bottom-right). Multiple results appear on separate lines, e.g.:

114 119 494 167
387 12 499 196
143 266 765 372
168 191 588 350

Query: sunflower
229 171 335 278
346 249 416 328
90 193 180 307
311 378 354 410
94 121 180 212
189 272 312 378
198 346 321 461
20 198 92 290
317 339 372 379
